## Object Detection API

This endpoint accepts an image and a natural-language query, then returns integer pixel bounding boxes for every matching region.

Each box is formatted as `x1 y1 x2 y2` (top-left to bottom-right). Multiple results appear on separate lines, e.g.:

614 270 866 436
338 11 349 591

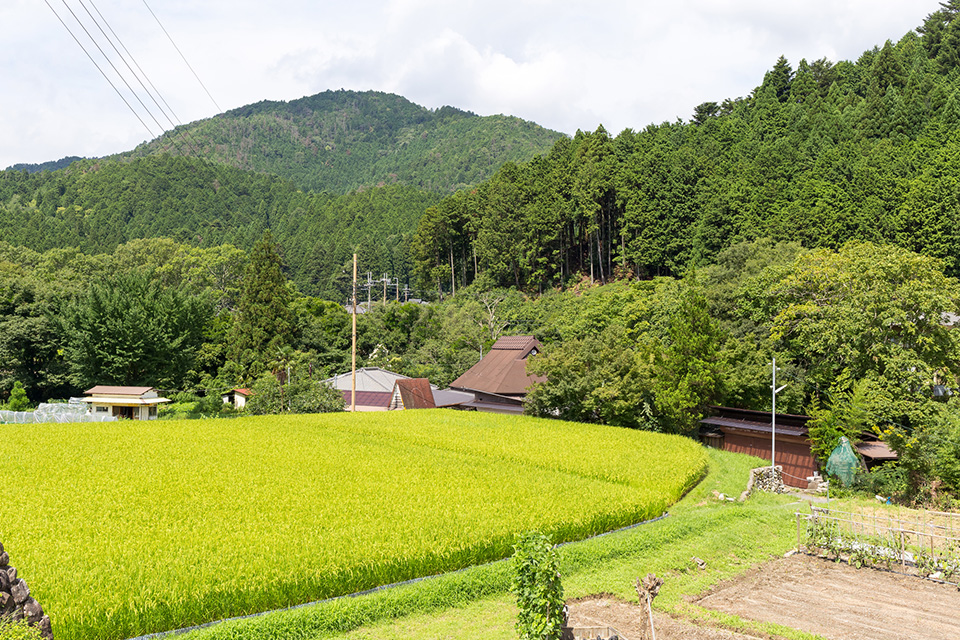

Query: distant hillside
0 155 439 298
122 90 565 193
8 156 85 173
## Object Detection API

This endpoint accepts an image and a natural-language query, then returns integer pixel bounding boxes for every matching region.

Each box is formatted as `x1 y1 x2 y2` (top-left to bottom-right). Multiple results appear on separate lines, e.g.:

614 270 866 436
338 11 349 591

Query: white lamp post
771 358 787 470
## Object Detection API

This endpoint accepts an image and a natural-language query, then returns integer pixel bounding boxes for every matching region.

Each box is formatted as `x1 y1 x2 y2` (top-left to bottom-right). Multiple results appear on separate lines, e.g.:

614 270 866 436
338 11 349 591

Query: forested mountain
0 156 439 299
8 156 84 173
413 4 960 293
120 90 565 193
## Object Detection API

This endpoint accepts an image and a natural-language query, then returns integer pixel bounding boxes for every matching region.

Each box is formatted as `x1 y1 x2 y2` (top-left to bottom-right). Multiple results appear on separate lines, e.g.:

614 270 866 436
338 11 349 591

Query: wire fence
797 505 960 583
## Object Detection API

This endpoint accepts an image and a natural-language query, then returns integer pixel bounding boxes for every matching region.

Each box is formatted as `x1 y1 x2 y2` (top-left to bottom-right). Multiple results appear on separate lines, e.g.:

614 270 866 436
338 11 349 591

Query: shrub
511 531 564 640
0 621 41 640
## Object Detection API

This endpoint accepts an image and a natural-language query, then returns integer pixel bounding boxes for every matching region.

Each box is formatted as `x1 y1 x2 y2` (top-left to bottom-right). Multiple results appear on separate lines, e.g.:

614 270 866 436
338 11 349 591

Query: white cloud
0 0 943 168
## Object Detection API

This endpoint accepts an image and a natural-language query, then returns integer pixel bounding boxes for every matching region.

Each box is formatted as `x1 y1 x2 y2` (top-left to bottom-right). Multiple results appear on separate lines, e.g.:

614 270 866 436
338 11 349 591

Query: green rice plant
0 410 706 640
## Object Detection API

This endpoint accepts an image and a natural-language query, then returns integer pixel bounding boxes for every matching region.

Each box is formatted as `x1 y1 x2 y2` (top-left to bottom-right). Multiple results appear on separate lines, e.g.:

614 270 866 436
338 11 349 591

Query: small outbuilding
389 378 436 410
222 388 253 410
699 405 899 488
81 386 170 420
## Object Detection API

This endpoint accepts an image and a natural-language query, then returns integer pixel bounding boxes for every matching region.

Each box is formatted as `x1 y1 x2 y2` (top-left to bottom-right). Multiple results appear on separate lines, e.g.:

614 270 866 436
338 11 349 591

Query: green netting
826 436 860 487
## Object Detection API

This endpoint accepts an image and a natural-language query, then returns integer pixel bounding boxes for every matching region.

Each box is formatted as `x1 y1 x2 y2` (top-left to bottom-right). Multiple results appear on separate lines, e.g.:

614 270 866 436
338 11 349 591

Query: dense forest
0 157 438 299
413 3 960 293
121 90 565 194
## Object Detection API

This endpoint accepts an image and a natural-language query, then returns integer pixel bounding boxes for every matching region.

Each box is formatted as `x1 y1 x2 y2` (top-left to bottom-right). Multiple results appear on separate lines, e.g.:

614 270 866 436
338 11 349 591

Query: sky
0 0 942 170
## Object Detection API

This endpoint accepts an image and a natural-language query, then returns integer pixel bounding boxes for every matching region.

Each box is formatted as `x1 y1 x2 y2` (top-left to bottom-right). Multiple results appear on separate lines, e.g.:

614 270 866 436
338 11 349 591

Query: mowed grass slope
1 410 707 640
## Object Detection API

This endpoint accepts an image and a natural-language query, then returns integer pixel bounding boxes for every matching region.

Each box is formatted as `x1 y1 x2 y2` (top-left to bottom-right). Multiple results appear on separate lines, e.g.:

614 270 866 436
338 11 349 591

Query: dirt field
568 595 758 640
567 553 960 640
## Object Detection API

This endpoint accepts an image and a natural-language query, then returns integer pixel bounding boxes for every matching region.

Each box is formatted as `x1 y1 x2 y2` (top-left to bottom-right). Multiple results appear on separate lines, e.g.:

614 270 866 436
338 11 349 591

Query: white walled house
81 386 170 420
222 388 252 410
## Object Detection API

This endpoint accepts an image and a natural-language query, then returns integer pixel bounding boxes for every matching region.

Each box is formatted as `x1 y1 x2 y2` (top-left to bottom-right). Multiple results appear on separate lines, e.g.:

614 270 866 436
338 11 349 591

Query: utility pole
382 272 388 305
771 358 787 470
351 254 357 412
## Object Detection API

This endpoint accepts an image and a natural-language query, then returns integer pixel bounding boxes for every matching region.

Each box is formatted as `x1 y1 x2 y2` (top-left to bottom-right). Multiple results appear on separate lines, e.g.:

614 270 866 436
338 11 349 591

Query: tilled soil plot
696 553 960 640
567 595 760 640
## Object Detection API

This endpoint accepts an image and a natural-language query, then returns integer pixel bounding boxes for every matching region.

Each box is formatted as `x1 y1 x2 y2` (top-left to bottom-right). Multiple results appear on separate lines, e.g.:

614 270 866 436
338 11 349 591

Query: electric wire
42 0 157 140
80 0 205 157
79 0 175 128
55 0 167 137
141 0 222 114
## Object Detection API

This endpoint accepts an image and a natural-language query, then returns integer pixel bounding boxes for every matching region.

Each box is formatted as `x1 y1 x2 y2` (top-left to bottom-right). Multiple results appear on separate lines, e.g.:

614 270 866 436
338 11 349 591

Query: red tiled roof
450 335 545 396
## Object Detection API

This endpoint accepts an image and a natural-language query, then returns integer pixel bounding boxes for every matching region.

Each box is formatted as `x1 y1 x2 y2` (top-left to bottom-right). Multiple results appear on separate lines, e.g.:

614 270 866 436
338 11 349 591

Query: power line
45 0 214 160
43 0 157 140
141 0 222 114
55 0 166 135
80 0 204 157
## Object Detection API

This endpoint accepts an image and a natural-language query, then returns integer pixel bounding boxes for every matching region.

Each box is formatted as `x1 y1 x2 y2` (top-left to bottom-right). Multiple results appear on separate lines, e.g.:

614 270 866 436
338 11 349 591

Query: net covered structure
0 401 117 424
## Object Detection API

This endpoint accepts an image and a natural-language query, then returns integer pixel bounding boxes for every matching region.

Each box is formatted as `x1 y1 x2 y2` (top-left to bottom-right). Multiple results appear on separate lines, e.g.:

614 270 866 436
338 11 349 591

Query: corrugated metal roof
490 335 538 351
432 388 474 407
84 386 156 397
855 441 898 460
394 378 436 409
700 416 808 437
325 368 410 392
339 390 393 409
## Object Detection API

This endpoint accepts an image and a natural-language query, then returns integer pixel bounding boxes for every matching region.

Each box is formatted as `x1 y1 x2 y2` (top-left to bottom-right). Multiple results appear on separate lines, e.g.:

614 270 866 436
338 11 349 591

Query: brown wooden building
700 406 897 488
449 335 546 414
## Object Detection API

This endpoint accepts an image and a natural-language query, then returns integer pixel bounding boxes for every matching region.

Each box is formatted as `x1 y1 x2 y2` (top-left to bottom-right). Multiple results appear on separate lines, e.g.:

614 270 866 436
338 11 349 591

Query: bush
855 463 909 500
511 531 565 640
0 621 41 640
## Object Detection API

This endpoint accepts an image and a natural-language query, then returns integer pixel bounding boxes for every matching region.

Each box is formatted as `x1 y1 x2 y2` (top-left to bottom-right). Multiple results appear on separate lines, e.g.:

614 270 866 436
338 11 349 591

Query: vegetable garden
0 410 707 640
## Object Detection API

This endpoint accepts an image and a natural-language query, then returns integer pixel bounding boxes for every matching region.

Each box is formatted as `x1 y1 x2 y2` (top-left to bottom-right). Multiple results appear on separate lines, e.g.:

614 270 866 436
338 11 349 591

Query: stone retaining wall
0 543 52 639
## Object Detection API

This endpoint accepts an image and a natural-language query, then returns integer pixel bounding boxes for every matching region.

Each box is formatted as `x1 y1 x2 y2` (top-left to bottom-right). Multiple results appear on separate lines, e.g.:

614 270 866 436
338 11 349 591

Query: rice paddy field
1 410 708 640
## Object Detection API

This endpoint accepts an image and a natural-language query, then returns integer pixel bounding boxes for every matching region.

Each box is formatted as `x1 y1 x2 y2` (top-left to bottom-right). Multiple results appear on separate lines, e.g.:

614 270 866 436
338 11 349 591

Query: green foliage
0 621 41 640
526 324 650 428
4 380 32 411
158 392 235 420
410 20 960 291
647 284 725 436
807 378 882 464
245 366 344 415
228 231 293 378
511 532 564 640
124 90 564 195
60 270 209 389
1 411 706 640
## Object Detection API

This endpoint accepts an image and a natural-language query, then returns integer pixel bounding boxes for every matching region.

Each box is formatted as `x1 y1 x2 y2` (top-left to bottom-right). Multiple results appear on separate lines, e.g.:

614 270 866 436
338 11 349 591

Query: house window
95 406 108 413
148 406 157 418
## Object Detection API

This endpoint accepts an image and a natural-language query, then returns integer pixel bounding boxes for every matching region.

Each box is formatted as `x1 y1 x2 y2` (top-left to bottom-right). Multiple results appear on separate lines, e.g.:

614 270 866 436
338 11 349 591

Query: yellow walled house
80 386 171 420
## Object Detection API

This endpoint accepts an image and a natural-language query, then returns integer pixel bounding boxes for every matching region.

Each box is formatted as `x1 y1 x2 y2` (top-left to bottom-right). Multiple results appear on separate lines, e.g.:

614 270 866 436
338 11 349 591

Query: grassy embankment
174 446 825 640
175 445 835 640
1 410 707 640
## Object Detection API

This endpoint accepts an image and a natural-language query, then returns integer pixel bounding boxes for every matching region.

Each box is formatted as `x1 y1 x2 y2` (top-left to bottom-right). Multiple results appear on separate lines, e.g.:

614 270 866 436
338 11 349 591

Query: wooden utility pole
351 253 357 412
